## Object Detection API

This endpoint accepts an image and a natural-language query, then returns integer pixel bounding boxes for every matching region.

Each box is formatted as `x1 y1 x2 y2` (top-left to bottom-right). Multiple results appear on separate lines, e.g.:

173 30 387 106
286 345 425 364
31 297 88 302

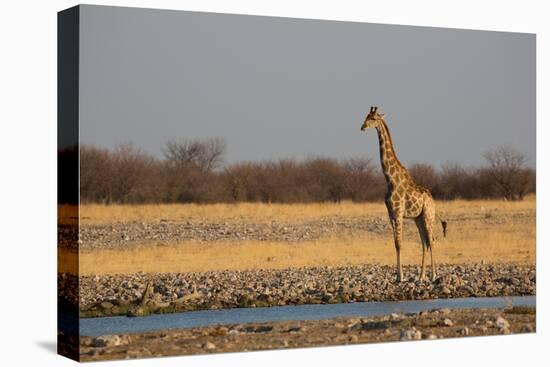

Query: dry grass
72 218 535 276
64 195 535 225
57 196 535 275
73 202 387 224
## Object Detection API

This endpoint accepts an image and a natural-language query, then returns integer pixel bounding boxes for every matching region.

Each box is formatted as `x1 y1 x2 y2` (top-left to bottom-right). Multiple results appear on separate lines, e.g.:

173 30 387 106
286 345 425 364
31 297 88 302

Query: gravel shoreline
63 263 536 318
78 307 535 361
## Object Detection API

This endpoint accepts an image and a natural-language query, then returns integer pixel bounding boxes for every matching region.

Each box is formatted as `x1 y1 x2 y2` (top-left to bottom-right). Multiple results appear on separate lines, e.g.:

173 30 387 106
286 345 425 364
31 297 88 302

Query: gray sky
79 5 535 168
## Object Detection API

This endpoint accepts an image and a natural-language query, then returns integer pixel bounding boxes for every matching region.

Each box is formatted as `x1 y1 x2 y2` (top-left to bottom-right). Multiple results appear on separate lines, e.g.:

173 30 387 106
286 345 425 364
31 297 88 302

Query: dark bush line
62 140 535 204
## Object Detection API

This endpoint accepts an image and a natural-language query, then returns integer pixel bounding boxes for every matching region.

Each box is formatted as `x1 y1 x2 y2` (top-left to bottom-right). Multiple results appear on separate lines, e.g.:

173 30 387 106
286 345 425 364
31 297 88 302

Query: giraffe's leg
429 242 437 281
415 217 428 281
421 246 426 280
385 199 395 232
423 211 437 281
394 214 404 282
414 218 426 280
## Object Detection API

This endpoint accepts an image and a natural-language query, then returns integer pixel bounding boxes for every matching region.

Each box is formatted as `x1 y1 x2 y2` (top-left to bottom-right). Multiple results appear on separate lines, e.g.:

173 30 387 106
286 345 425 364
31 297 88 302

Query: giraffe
360 106 447 282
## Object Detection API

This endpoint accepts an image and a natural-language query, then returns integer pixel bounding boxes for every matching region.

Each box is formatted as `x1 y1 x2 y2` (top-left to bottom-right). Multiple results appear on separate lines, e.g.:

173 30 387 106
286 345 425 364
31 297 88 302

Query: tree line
61 138 534 204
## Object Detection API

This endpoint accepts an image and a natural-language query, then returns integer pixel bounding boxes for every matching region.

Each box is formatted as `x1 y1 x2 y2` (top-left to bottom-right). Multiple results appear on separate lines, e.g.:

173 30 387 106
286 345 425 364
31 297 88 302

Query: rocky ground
78 306 536 361
63 210 533 251
70 216 389 250
62 263 535 317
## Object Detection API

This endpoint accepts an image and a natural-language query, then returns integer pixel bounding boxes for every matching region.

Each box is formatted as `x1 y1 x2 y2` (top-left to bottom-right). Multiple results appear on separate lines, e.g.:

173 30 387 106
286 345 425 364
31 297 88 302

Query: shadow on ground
36 340 57 354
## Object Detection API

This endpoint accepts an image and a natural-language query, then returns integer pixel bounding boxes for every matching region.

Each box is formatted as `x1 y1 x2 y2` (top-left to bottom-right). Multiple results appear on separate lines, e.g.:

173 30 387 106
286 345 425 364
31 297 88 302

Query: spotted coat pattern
361 106 446 281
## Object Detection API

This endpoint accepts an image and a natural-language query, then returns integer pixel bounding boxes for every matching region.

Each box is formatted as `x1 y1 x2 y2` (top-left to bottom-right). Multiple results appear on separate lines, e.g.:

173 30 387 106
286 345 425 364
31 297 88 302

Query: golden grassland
73 226 535 276
57 196 536 276
60 195 535 225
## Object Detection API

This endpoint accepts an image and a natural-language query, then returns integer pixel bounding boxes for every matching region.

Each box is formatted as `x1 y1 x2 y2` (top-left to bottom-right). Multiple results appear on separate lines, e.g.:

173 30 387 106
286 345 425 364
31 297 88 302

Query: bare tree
483 145 529 200
342 157 373 175
163 138 226 171
202 138 227 171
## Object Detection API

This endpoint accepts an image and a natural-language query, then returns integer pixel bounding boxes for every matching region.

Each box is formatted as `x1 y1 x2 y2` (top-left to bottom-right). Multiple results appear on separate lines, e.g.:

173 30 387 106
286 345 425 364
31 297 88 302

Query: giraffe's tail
437 214 448 238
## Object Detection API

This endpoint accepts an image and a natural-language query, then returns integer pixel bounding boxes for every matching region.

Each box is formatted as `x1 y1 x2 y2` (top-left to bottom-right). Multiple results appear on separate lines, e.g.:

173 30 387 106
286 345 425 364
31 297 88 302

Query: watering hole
79 295 535 337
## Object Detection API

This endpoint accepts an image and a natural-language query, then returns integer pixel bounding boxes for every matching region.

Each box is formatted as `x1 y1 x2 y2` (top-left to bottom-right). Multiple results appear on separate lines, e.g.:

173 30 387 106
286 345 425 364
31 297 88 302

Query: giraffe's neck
375 120 407 187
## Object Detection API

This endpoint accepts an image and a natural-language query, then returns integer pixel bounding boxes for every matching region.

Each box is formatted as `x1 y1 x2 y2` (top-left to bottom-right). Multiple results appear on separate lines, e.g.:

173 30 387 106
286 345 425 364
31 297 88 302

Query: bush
77 141 535 204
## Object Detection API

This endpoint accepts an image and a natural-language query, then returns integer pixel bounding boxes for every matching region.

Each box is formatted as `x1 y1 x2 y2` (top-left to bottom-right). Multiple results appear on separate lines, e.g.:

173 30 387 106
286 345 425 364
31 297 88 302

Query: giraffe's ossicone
361 106 447 282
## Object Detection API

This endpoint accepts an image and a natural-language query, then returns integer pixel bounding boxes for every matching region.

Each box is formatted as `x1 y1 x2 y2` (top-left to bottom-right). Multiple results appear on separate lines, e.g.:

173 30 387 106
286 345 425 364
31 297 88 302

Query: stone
127 306 150 317
443 318 454 327
203 341 216 350
216 326 229 335
461 327 469 336
400 328 422 341
74 263 536 318
348 334 359 342
100 301 114 309
154 301 171 308
495 316 510 333
94 335 122 348
522 324 535 333
117 298 130 307
175 292 201 303
390 313 401 321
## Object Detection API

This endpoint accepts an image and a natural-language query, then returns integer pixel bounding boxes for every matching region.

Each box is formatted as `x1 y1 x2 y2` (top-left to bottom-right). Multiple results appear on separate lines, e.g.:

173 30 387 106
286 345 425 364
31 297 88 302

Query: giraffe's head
361 106 385 131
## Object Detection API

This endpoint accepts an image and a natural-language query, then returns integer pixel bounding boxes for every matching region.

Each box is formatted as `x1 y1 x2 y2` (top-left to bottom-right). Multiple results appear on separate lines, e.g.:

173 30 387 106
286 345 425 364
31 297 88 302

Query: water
80 296 535 337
